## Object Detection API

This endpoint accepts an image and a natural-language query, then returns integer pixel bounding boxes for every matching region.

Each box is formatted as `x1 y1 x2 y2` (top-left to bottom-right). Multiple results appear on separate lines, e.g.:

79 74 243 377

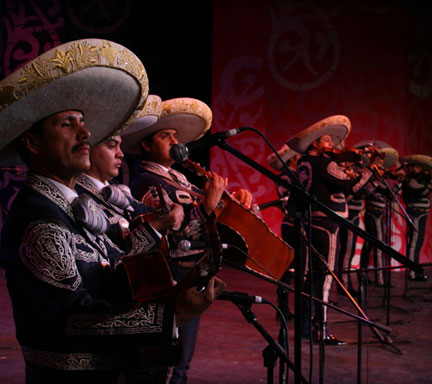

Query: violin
319 147 365 164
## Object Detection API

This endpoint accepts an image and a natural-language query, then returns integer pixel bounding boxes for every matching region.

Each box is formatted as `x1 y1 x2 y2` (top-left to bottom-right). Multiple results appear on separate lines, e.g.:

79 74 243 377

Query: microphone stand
213 139 423 384
374 166 416 232
223 257 394 383
376 171 413 320
228 300 308 384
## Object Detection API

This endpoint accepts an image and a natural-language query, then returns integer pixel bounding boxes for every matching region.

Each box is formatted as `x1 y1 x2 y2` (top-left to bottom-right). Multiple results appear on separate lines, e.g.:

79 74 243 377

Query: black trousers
406 208 428 278
360 208 385 285
337 209 361 287
300 218 339 338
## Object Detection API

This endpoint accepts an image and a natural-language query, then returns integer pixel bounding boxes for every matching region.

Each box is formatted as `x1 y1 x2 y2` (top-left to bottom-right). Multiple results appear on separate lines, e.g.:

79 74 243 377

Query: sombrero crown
0 38 149 166
286 115 351 154
121 97 212 154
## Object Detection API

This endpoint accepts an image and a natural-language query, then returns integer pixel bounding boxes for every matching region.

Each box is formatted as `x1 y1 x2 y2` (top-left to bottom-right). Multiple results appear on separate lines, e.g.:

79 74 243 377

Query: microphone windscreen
170 144 189 163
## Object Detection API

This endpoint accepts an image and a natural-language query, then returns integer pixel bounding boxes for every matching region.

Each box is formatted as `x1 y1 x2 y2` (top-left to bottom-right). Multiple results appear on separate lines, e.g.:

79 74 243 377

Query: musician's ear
140 140 151 152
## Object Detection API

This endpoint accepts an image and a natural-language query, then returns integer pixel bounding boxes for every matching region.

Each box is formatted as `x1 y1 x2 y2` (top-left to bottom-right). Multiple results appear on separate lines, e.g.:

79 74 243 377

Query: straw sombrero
354 140 398 169
0 38 148 166
399 154 432 170
286 115 351 154
121 97 212 154
266 144 299 171
120 95 163 154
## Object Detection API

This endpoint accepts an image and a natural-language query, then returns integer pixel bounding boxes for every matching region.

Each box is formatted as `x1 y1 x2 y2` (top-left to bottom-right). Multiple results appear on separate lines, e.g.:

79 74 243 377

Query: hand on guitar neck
131 185 184 232
149 203 184 232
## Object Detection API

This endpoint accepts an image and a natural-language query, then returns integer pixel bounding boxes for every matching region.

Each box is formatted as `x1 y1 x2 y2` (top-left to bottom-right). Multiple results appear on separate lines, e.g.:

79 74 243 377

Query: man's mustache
72 141 91 153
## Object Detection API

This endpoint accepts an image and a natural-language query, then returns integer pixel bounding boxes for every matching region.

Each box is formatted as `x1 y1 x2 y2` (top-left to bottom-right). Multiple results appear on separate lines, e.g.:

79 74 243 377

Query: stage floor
1 266 432 383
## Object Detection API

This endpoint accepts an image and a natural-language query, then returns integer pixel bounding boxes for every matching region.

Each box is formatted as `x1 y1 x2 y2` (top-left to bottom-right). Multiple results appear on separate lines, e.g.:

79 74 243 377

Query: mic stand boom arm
222 258 392 335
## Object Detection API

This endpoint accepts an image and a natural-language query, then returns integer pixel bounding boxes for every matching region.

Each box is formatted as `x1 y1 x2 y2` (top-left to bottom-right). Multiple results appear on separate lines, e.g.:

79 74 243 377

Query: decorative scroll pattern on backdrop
0 0 65 234
211 0 432 262
0 0 132 234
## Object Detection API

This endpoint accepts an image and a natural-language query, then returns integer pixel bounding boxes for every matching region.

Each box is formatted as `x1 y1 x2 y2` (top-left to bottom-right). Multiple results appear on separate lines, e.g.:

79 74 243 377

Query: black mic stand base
233 302 309 384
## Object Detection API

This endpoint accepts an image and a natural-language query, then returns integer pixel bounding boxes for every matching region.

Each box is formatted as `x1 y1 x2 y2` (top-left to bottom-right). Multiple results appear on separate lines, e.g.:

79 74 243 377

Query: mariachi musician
355 140 399 287
399 154 432 281
121 97 252 384
75 96 184 256
0 39 224 383
286 115 373 346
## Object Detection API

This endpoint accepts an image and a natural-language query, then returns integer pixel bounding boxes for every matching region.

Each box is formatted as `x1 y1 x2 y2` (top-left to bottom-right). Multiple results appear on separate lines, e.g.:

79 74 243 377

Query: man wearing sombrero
286 115 373 346
75 95 184 254
400 154 432 281
0 40 225 383
122 96 251 384
354 140 399 287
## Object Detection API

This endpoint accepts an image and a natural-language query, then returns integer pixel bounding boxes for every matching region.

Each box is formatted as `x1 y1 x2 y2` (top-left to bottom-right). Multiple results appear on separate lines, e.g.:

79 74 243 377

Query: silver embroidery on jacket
20 220 84 291
66 303 164 335
327 161 350 180
26 173 74 218
22 346 121 370
129 225 157 254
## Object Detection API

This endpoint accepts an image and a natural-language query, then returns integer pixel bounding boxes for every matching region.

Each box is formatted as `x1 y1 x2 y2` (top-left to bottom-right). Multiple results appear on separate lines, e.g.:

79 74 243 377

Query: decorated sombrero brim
354 140 398 169
120 95 163 154
121 97 212 153
399 154 432 170
266 144 299 171
286 115 351 154
0 39 148 166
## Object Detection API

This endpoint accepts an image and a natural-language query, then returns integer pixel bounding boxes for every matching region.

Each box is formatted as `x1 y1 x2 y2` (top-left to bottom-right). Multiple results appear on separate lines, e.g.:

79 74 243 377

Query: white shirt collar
81 173 109 192
144 161 170 173
48 178 78 204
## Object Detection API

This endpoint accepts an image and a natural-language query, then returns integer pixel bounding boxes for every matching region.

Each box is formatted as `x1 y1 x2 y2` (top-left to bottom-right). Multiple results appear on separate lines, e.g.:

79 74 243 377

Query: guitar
129 184 171 230
119 182 223 303
180 158 294 281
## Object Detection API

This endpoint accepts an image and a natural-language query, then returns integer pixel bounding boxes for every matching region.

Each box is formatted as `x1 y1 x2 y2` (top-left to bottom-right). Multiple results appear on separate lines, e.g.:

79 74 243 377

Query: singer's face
141 129 179 167
89 136 124 182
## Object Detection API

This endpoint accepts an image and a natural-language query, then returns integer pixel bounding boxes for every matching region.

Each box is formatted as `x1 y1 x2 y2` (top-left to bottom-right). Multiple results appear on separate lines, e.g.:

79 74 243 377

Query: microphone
178 239 230 252
218 290 268 305
170 127 246 162
256 196 289 211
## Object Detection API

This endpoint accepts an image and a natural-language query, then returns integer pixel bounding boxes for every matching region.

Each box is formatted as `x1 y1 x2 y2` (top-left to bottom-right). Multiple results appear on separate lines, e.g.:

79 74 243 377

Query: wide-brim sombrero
354 140 398 169
286 115 351 154
266 144 299 171
120 95 163 155
121 97 212 154
399 154 432 170
0 38 148 166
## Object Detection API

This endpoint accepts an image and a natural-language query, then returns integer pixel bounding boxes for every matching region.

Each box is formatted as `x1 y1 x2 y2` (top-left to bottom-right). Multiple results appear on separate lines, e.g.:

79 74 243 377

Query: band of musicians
0 37 431 384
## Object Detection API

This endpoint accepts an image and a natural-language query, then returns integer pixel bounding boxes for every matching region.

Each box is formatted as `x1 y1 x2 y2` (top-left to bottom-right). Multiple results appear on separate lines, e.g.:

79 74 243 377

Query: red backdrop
210 1 432 264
